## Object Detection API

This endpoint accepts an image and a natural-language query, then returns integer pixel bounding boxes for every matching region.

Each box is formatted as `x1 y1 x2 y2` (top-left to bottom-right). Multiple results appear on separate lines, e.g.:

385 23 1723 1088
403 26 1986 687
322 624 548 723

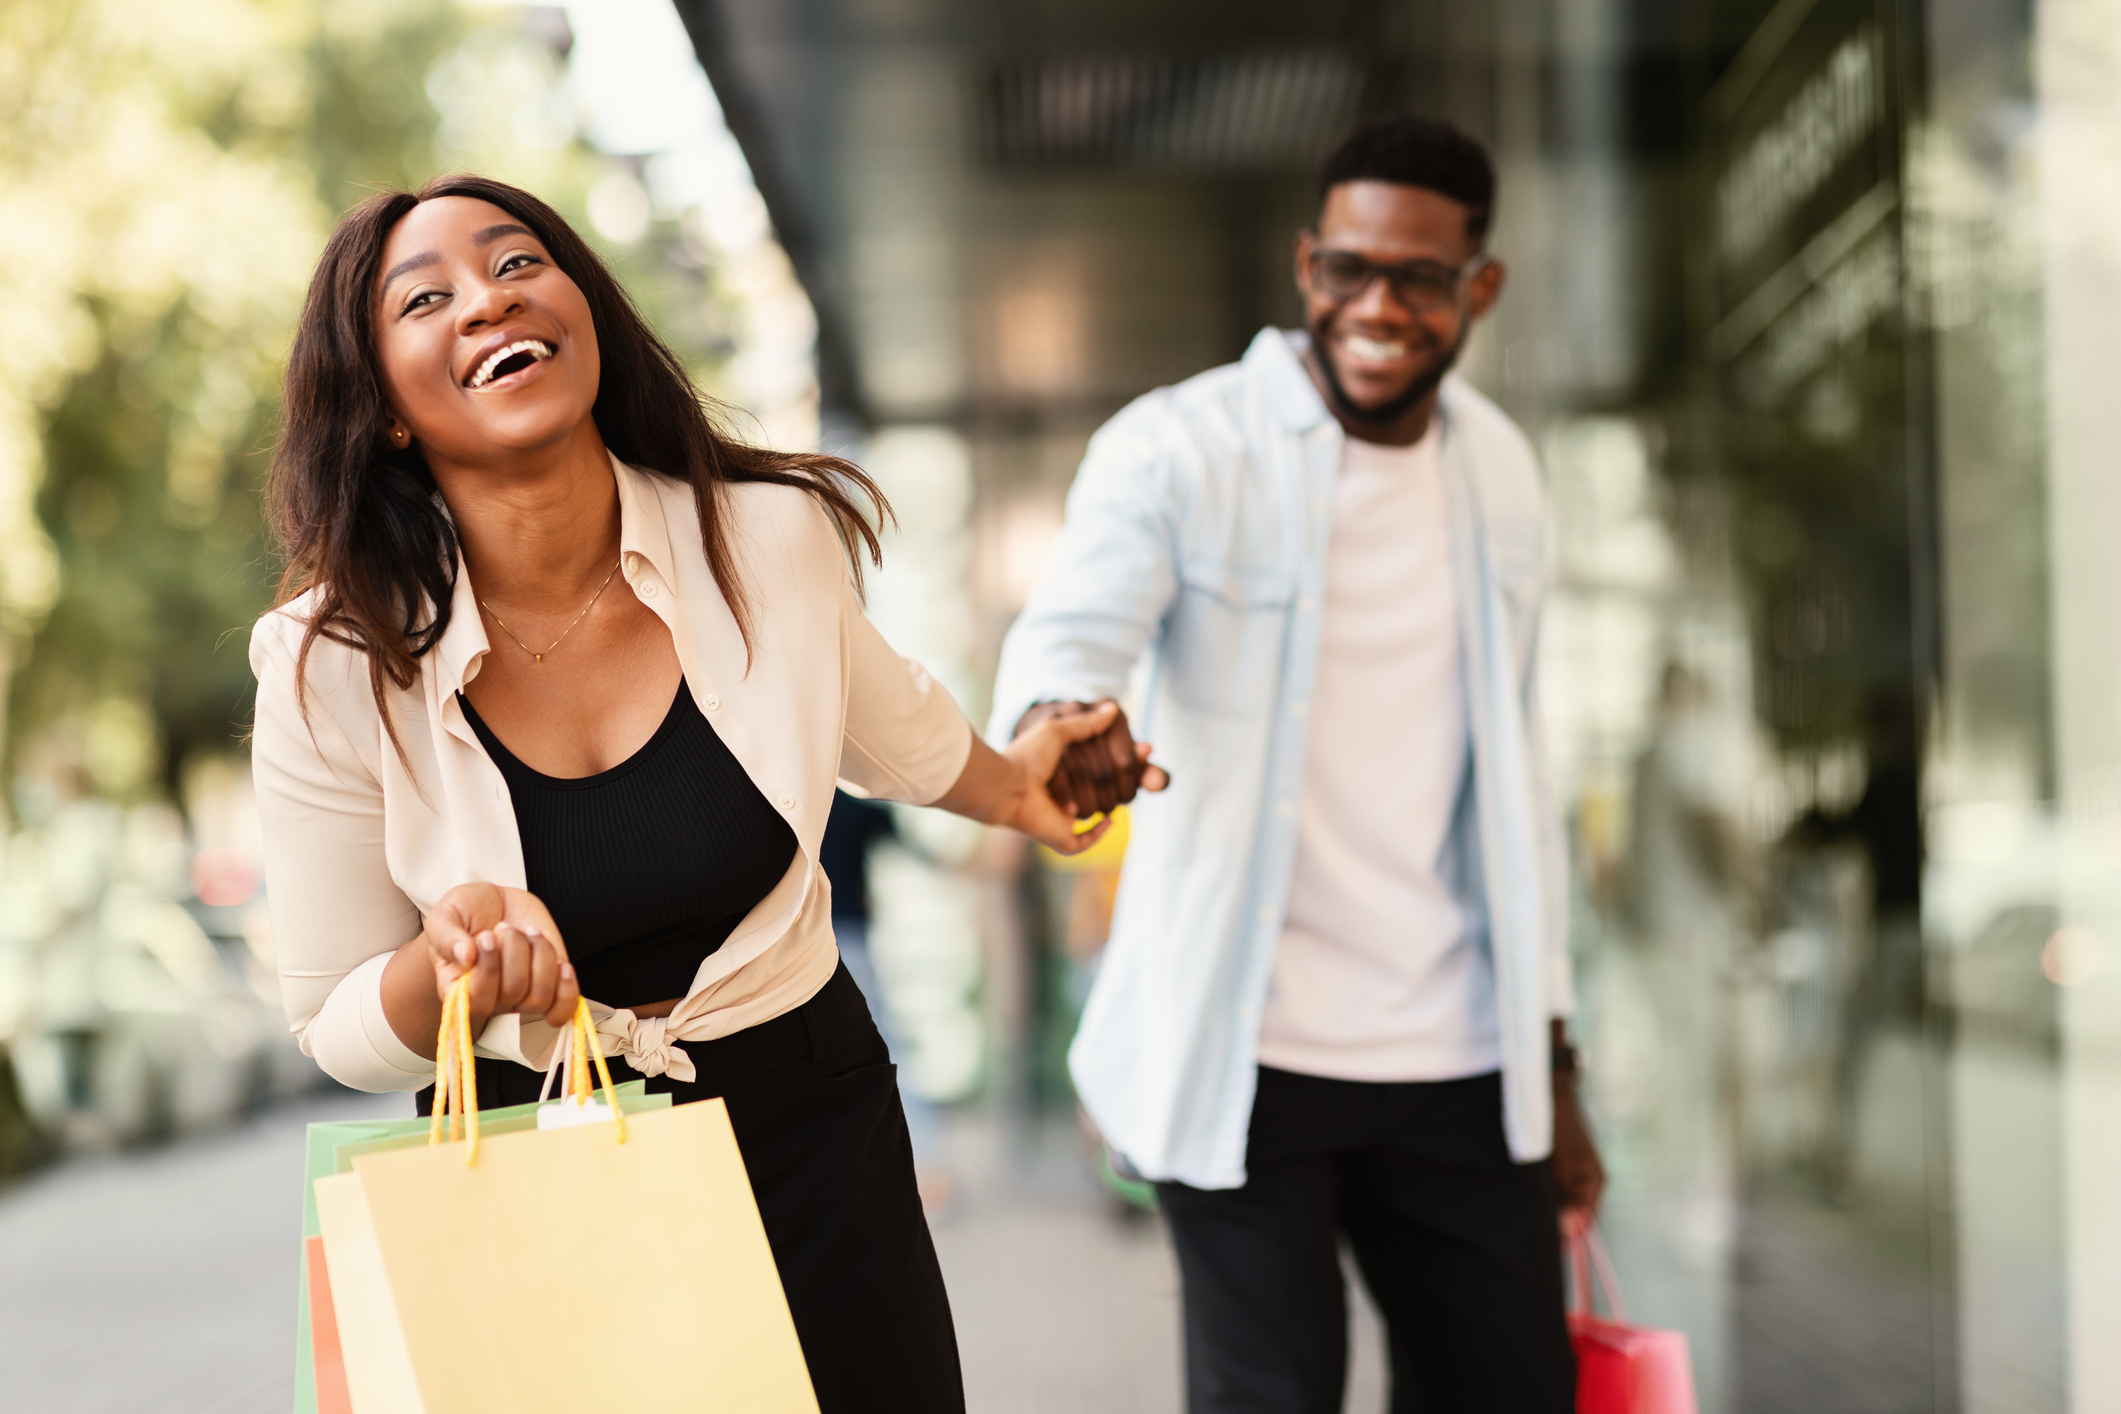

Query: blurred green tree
0 1 784 1171
1 0 759 820
0 0 473 811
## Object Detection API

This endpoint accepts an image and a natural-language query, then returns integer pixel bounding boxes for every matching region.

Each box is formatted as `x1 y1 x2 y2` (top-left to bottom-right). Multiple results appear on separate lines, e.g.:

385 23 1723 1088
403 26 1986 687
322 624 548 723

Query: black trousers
419 963 963 1413
1155 1067 1574 1414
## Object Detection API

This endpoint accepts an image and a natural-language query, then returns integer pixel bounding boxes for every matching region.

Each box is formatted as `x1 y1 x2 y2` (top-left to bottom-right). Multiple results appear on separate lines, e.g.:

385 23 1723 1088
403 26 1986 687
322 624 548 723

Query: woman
251 175 1133 1410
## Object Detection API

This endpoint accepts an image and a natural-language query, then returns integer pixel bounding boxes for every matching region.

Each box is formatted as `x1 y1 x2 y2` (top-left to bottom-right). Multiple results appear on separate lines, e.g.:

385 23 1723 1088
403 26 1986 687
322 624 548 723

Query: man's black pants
1155 1067 1574 1414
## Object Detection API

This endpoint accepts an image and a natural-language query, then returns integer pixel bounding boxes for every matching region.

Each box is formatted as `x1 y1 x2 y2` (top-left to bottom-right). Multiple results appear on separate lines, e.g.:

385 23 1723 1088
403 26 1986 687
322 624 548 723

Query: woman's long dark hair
266 174 886 740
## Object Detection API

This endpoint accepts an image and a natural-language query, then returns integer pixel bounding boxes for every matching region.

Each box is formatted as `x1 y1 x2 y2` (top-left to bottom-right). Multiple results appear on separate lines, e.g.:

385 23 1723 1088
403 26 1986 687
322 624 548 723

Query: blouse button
776 792 796 812
702 694 721 711
640 582 658 599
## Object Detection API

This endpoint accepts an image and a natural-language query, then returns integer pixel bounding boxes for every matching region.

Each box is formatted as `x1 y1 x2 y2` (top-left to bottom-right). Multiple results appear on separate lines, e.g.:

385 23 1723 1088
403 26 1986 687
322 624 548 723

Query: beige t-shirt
1255 428 1502 1081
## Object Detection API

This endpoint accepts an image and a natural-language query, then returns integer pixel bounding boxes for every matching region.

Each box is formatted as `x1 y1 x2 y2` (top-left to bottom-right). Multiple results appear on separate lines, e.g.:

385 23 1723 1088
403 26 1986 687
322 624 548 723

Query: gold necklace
479 559 623 663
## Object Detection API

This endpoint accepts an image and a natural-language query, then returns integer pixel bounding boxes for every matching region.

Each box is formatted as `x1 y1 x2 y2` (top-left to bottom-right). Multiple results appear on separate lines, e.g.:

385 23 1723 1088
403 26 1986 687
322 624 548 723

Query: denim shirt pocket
1164 556 1296 716
1177 555 1292 607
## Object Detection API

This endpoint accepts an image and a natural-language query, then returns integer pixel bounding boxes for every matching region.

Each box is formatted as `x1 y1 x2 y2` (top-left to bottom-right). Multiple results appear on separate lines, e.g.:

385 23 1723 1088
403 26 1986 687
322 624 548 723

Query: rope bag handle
428 978 627 1165
539 995 630 1144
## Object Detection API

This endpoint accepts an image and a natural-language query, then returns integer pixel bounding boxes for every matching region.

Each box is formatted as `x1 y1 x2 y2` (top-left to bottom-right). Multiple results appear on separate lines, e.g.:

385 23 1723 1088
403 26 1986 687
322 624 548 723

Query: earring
389 425 410 448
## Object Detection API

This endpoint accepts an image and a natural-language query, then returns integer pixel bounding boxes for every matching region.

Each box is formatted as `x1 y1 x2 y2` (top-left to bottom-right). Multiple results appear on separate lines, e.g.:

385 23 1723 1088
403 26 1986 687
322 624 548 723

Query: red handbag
1567 1220 1699 1414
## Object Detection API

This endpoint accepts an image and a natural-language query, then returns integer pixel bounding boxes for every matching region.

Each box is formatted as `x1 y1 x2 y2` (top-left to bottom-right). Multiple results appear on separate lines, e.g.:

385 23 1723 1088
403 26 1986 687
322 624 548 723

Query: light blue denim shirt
989 328 1573 1190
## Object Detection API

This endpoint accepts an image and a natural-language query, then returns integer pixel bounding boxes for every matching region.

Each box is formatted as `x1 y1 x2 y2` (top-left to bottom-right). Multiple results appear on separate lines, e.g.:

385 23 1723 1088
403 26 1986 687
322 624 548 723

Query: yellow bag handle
428 978 627 1165
428 976 480 1160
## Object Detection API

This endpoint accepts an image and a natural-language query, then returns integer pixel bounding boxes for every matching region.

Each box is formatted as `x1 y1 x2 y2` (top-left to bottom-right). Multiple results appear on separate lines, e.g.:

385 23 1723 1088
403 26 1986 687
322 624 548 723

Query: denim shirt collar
1244 327 1336 435
1243 326 1475 453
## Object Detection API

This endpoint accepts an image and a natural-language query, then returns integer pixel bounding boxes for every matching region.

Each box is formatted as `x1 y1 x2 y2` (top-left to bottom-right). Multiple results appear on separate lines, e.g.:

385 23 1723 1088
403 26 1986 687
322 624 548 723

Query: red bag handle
1564 1215 1630 1324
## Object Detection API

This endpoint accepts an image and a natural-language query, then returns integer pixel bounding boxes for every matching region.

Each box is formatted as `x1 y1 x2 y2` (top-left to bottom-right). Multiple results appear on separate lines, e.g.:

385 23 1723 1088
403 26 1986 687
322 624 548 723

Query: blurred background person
821 786 952 1206
992 117 1599 1413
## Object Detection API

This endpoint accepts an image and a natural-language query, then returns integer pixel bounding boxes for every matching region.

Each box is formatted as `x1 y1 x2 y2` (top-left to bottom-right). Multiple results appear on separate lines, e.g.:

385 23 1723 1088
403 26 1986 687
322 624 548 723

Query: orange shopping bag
313 979 820 1413
1567 1219 1699 1414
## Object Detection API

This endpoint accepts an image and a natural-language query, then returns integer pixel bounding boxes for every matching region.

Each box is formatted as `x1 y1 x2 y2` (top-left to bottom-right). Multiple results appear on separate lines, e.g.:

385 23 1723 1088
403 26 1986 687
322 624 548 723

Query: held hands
1014 699 1171 820
421 882 581 1035
998 701 1168 856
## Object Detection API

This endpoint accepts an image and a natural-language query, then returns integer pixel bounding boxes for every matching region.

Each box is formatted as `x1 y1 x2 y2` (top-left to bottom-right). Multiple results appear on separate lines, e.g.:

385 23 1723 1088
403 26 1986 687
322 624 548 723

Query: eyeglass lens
1310 251 1464 309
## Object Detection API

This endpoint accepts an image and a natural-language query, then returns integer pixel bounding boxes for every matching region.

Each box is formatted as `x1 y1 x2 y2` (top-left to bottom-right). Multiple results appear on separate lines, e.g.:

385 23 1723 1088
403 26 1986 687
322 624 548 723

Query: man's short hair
1318 117 1495 244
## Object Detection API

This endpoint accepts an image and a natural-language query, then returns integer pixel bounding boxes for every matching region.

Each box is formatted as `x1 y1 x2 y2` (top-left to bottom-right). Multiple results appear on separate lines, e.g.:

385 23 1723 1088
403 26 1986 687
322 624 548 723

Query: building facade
684 1 2121 1408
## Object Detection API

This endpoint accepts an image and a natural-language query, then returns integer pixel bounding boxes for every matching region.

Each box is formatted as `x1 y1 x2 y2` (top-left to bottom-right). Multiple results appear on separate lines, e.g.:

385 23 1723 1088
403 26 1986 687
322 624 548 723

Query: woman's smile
465 335 556 389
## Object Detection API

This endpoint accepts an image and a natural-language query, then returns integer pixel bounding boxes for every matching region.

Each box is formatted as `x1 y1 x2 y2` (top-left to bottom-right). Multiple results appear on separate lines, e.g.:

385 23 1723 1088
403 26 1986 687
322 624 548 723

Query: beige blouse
249 454 973 1092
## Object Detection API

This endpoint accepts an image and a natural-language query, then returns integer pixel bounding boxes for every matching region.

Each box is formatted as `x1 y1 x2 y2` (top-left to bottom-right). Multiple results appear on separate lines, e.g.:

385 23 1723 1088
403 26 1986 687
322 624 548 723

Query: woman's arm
251 623 434 1090
251 620 580 1081
833 570 1145 855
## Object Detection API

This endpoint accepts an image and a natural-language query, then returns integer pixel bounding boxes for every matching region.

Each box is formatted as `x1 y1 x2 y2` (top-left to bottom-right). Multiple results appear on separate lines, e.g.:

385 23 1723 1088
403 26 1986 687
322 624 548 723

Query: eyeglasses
1305 247 1488 312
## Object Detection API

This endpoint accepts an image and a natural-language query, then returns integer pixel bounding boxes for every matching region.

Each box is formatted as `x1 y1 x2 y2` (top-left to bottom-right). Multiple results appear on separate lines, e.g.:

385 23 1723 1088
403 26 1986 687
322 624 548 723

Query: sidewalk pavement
0 1090 1386 1413
929 1109 1388 1413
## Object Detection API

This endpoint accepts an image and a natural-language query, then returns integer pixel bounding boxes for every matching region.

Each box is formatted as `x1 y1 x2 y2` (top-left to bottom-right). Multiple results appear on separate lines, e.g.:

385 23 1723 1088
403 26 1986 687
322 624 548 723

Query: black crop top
458 679 798 1010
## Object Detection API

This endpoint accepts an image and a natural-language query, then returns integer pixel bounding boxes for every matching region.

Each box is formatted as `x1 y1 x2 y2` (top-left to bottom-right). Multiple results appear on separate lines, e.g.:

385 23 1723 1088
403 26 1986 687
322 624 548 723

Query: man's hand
996 702 1130 854
1551 1073 1605 1221
932 703 1164 854
1014 699 1171 819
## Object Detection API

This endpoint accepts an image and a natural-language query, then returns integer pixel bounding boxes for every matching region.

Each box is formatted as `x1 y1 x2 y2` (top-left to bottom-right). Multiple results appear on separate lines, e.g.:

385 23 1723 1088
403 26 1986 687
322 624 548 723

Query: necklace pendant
534 653 543 663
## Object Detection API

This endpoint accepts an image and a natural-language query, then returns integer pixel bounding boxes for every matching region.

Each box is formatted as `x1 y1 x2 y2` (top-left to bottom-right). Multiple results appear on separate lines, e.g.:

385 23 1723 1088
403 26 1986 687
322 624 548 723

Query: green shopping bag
292 1077 671 1413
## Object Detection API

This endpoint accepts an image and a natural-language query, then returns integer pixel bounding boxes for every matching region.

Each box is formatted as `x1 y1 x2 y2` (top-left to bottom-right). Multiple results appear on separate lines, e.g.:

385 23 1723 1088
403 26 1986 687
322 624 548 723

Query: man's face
1294 181 1504 419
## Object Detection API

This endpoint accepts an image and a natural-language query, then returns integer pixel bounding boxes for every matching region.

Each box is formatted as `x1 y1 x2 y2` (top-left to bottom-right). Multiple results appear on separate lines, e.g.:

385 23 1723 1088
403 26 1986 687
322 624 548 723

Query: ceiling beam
670 0 872 430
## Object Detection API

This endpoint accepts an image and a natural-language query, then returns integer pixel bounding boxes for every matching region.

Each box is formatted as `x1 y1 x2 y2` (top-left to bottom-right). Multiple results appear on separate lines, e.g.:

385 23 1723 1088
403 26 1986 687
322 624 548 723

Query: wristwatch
1550 1040 1582 1079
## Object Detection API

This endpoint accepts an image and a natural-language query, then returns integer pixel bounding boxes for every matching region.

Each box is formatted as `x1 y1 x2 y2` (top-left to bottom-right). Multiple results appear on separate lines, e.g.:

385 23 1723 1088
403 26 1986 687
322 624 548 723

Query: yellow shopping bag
314 980 820 1413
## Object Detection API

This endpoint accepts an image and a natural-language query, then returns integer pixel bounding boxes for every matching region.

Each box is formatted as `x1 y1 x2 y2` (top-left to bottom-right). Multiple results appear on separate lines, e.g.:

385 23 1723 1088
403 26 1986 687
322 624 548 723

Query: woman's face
372 196 601 467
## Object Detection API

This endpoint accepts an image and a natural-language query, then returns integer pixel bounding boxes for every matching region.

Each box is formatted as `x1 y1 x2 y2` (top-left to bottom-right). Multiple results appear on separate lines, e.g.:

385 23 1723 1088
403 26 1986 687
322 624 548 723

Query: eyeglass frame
1302 245 1493 313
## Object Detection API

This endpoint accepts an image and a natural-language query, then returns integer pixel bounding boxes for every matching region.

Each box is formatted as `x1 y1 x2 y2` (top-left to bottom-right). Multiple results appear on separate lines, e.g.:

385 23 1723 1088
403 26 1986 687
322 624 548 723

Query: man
989 117 1601 1413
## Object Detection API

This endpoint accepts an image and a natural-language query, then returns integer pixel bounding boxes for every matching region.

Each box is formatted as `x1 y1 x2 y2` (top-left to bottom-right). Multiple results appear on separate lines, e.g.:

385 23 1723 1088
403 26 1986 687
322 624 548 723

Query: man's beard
1308 314 1466 428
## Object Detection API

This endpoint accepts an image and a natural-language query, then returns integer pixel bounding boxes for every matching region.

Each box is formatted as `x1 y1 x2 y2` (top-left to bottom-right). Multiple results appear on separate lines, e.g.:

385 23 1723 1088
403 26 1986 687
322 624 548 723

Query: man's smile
1340 333 1408 364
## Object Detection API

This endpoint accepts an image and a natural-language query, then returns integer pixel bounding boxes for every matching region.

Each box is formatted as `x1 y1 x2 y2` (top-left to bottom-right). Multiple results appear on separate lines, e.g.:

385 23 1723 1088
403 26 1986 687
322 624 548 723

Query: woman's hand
998 701 1161 854
933 704 1167 855
421 882 580 1034
1014 699 1171 820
